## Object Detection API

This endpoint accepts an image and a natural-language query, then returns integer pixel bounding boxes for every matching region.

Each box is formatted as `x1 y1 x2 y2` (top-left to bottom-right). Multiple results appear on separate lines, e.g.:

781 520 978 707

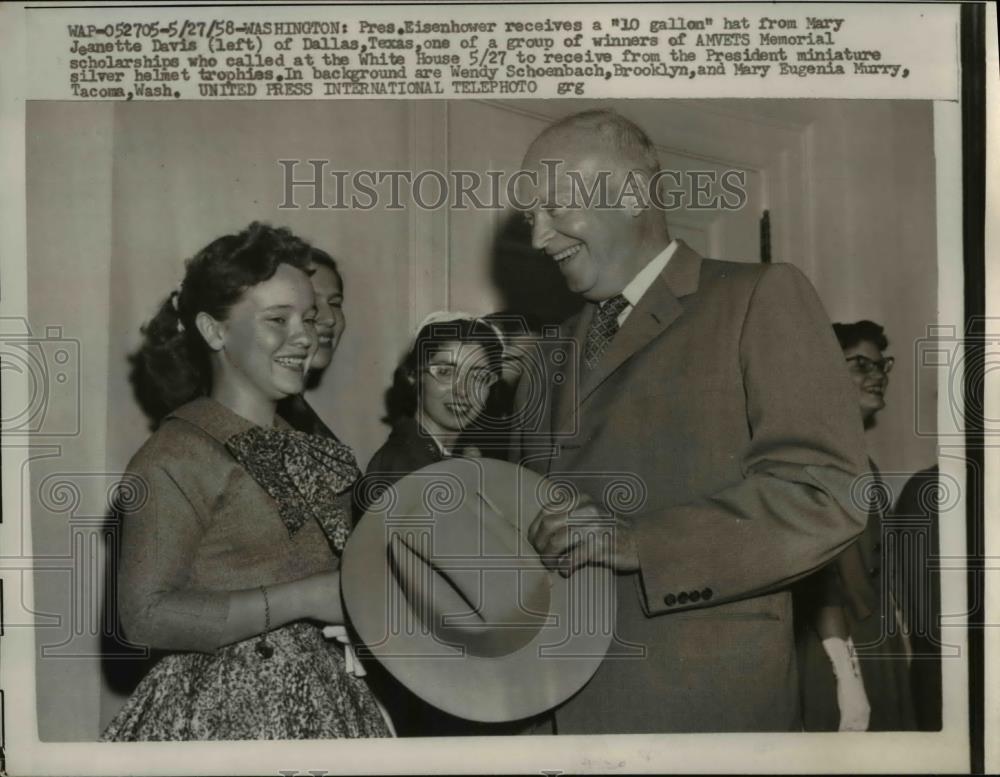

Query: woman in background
358 313 522 736
363 313 503 487
277 245 346 437
103 222 390 741
795 320 916 731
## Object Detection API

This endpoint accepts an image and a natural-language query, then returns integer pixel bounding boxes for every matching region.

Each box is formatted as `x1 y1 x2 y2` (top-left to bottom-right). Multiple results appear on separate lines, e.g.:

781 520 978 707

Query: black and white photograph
0 1 993 774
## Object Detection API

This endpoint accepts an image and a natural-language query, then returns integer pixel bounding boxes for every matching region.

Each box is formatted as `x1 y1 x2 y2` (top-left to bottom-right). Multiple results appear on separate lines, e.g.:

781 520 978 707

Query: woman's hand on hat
528 498 639 577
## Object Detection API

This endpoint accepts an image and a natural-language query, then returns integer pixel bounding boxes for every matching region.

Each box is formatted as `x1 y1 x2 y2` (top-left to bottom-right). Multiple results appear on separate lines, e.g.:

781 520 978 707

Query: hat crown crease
388 526 551 658
389 530 486 627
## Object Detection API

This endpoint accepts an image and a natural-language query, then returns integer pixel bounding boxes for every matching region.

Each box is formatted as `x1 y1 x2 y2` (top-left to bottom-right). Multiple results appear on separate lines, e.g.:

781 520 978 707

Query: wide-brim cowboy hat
341 457 615 723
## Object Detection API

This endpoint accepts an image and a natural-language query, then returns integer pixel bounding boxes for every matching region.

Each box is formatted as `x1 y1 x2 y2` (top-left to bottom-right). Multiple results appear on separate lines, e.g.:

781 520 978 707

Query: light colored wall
105 100 414 473
27 101 115 740
803 101 938 476
25 99 938 740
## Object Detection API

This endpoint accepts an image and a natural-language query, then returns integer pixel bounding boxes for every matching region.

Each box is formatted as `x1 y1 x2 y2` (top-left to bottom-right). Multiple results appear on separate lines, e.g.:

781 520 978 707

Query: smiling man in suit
512 110 870 733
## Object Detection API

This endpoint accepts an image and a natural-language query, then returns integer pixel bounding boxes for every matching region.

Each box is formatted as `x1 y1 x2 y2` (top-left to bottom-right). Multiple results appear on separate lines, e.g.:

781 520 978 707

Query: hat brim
341 457 614 723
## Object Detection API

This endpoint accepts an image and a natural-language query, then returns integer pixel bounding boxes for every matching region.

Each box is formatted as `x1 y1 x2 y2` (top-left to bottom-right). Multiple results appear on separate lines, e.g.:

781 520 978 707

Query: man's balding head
518 111 671 303
528 110 662 185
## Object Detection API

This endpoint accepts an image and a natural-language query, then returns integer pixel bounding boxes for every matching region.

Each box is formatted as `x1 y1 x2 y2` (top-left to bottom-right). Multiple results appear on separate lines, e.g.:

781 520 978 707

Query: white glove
322 625 366 677
822 636 870 732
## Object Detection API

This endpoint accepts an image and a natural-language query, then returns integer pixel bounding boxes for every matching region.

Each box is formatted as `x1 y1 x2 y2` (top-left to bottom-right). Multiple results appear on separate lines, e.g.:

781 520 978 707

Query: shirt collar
616 240 680 309
168 396 292 445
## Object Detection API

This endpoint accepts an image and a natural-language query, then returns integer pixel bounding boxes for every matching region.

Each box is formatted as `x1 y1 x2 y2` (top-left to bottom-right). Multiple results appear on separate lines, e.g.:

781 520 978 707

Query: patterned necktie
583 294 630 369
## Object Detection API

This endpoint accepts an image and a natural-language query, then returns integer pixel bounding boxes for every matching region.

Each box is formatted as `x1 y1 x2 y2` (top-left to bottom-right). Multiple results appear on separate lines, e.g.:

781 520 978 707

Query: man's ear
195 311 226 352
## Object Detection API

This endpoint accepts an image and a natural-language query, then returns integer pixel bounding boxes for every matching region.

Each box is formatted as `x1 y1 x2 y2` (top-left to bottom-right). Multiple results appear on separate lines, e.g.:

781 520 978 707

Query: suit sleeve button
664 594 677 606
701 588 713 600
677 592 689 604
689 590 701 602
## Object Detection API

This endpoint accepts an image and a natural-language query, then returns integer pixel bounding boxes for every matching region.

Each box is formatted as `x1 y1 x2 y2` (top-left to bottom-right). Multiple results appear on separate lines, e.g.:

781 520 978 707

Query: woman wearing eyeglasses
795 320 916 732
357 313 536 736
842 327 895 431
363 313 503 491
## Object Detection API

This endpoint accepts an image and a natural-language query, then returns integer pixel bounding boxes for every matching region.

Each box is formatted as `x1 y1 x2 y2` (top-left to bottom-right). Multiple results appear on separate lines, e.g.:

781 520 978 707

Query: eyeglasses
845 355 895 375
424 363 499 389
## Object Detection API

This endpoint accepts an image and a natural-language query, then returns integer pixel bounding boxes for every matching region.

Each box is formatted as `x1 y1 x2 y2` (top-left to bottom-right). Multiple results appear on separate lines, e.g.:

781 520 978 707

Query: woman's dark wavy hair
833 320 889 352
130 222 315 426
307 245 344 291
384 318 504 423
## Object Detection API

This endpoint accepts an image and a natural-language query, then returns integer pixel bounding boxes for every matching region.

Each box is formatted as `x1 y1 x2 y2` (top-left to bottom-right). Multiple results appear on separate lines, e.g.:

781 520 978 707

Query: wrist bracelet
256 585 274 659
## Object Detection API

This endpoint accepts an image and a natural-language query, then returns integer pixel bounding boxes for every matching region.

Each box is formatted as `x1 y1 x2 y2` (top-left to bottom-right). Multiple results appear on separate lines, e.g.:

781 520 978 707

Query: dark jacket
795 461 918 731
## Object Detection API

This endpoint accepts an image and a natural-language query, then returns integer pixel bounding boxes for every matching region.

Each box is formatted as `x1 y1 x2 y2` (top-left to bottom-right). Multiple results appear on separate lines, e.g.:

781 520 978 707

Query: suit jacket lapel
566 241 704 424
551 307 592 437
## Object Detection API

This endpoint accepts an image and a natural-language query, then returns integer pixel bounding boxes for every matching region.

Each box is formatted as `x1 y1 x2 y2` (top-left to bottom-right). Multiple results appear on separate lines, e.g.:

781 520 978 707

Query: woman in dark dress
358 313 533 736
890 465 942 730
103 223 390 741
795 320 916 731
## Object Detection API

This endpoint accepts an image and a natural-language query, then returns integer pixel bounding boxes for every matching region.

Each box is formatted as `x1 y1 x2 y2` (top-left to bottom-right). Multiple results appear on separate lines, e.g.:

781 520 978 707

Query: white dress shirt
602 240 679 327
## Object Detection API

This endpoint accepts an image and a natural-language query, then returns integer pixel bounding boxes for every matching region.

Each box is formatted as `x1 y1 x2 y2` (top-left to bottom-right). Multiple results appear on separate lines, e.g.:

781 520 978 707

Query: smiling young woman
355 313 527 737
103 222 392 741
275 245 348 437
794 320 916 733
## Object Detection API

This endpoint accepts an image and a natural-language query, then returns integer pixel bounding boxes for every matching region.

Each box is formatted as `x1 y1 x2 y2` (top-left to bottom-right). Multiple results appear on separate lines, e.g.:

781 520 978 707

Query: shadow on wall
488 210 582 328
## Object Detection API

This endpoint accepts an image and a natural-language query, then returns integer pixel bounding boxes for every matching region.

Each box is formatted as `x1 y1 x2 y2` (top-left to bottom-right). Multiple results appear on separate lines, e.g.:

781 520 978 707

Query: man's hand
527 497 639 577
